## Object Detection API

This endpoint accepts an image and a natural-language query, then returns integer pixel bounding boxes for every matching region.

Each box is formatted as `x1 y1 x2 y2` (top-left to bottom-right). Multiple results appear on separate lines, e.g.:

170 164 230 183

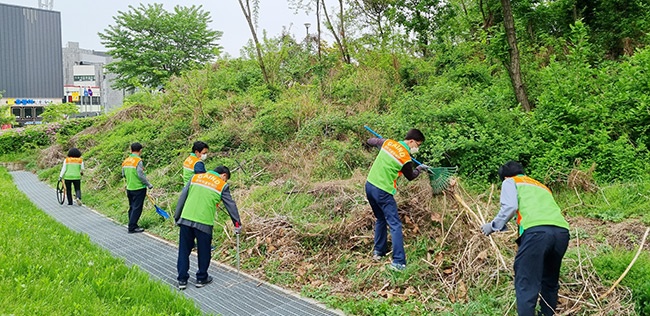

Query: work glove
416 164 430 171
481 222 494 236
58 177 62 181
147 184 154 189
234 222 242 235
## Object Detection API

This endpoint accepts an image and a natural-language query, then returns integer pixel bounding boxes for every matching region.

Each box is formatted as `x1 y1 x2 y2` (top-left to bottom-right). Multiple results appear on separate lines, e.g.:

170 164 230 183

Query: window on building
12 108 21 118
73 75 95 82
35 107 44 117
24 108 33 119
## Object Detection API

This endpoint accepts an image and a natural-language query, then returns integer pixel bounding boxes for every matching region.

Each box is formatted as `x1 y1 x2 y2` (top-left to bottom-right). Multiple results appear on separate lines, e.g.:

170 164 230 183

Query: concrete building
0 3 63 125
62 41 124 114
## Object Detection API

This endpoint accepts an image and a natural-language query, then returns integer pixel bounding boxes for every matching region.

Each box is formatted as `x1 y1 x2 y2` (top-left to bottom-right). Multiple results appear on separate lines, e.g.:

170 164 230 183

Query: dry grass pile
37 144 65 169
244 215 304 272
546 160 599 193
235 174 643 314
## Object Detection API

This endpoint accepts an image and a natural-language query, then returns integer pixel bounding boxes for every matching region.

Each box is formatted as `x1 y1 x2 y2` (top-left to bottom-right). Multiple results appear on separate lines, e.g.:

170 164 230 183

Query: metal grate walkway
11 171 343 316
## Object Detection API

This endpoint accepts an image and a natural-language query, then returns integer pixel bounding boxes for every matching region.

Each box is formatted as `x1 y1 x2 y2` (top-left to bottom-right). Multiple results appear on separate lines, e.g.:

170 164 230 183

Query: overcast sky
3 0 314 57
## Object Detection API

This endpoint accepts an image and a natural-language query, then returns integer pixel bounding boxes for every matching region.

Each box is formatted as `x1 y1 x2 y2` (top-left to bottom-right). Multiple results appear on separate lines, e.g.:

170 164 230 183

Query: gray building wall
0 3 63 98
62 42 124 111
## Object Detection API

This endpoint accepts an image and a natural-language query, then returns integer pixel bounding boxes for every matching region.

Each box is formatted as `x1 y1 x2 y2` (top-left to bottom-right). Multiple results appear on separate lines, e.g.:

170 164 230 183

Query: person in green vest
58 148 84 206
365 129 429 271
174 165 241 290
481 161 570 316
182 141 209 184
121 142 153 234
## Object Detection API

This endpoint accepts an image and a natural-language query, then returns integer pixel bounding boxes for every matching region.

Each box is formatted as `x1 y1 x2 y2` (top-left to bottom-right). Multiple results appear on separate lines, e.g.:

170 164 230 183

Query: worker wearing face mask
365 129 428 271
182 141 209 185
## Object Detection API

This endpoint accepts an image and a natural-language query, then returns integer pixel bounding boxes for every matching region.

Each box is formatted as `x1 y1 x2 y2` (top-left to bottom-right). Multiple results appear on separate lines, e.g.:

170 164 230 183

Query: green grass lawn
0 168 203 315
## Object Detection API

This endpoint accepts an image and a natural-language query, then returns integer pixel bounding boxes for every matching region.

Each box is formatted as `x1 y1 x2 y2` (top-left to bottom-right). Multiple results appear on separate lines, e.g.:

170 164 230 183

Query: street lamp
304 22 311 41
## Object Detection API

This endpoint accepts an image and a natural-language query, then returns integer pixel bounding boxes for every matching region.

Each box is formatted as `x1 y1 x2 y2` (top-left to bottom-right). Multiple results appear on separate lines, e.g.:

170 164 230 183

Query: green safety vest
182 153 200 184
64 157 82 180
122 154 146 191
366 139 412 195
181 171 226 226
512 175 570 234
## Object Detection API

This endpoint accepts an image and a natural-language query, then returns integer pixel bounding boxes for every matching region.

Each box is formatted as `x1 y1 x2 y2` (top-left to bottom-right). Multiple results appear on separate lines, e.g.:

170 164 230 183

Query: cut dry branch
598 227 650 301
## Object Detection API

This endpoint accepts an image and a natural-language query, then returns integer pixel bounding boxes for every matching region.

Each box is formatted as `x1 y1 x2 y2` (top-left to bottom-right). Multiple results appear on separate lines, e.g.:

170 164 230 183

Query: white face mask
410 147 419 154
201 153 208 160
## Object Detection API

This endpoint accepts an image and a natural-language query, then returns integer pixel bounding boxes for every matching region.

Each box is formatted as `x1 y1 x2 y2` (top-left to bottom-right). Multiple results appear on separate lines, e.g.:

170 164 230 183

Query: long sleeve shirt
194 161 206 174
367 137 424 180
59 160 85 178
489 178 518 232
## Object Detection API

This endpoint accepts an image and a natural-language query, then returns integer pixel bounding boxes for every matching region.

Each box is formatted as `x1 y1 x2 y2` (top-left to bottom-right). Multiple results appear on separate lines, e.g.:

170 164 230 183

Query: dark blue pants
177 224 213 282
514 225 570 316
365 181 406 265
126 188 146 231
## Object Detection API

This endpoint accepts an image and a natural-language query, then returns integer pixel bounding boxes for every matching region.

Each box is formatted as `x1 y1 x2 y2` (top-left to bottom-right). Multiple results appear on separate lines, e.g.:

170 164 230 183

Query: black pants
177 224 212 282
514 225 570 316
126 188 147 231
64 179 81 205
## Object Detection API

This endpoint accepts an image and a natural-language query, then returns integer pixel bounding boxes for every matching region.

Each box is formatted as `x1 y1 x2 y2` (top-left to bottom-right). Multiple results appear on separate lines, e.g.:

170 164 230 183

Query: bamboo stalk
452 192 509 270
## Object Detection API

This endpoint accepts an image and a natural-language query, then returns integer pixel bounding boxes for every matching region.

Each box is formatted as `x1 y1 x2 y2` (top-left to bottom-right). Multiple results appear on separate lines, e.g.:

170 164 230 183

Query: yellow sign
71 92 79 102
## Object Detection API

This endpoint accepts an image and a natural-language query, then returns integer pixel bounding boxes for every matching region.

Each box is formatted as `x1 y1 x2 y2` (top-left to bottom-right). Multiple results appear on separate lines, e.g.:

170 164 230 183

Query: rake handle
363 125 424 166
236 233 240 273
146 194 156 206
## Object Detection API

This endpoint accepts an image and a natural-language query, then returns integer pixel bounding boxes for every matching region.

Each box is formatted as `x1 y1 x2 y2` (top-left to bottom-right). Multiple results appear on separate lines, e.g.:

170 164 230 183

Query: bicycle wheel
56 180 65 205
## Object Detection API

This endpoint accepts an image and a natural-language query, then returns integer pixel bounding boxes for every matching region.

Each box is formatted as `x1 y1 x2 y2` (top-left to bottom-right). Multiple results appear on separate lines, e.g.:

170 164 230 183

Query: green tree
500 0 531 111
41 104 79 123
99 4 222 90
237 0 271 85
386 0 455 58
0 91 14 126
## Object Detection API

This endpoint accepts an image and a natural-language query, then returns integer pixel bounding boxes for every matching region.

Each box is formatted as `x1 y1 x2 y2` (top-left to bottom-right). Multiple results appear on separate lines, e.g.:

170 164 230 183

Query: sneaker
195 276 213 288
372 252 384 261
388 263 406 272
178 280 187 290
75 198 82 206
128 227 145 234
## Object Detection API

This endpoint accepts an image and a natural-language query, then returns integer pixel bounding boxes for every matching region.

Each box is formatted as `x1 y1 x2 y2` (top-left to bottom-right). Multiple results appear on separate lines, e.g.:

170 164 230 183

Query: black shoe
178 280 187 290
195 276 213 288
128 227 145 234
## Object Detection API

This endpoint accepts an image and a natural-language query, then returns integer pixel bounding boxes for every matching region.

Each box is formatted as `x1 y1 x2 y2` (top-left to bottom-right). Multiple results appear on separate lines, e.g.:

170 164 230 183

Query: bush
593 249 650 315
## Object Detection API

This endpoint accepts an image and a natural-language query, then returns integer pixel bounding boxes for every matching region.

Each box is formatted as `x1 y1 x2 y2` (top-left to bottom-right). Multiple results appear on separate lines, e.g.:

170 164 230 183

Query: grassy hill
2 41 650 315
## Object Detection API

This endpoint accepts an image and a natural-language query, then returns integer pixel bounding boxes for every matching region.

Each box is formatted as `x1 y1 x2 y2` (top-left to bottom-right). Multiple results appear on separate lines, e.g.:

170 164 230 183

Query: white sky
2 0 314 57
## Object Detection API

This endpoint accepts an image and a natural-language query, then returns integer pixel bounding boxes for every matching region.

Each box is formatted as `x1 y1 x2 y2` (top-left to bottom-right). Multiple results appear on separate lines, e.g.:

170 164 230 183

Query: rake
363 125 457 194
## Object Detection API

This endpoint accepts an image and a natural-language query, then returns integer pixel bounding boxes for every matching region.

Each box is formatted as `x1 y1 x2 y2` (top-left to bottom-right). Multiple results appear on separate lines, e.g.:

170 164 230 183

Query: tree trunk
237 0 270 85
322 1 350 64
500 0 532 112
316 0 322 60
338 0 351 64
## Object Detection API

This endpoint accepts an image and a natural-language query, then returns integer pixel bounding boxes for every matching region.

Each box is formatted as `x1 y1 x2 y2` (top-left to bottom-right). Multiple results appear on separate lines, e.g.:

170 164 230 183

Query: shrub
593 249 650 315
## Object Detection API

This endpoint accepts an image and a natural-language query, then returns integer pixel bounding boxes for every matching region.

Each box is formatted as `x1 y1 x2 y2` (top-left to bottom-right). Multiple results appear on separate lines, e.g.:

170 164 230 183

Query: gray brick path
11 171 343 316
